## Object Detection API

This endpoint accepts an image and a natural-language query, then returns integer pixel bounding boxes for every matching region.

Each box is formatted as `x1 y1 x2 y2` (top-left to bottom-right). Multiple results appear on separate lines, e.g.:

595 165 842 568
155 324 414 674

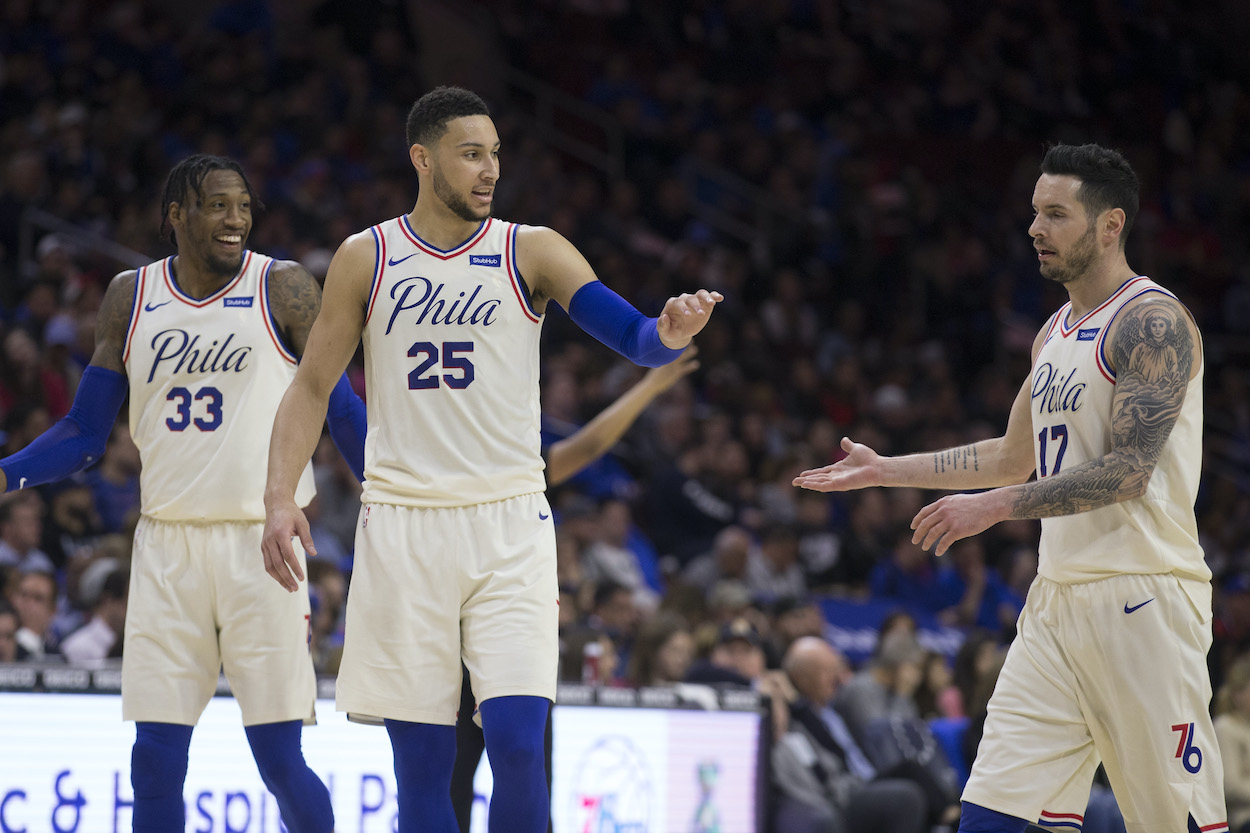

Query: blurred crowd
2 0 1250 829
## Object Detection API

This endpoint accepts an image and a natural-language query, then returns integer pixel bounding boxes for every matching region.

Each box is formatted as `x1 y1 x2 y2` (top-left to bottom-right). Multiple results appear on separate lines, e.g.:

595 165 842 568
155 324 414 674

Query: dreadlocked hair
159 154 262 247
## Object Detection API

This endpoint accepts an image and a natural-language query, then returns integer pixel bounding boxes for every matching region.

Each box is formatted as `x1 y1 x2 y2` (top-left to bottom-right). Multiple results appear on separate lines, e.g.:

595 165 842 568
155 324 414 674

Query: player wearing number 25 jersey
262 86 722 833
361 215 544 508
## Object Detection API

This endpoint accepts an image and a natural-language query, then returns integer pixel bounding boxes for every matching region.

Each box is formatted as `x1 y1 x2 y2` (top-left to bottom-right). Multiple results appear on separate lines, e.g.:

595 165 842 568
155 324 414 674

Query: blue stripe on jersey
365 224 385 325
509 224 541 320
399 214 489 258
261 258 298 363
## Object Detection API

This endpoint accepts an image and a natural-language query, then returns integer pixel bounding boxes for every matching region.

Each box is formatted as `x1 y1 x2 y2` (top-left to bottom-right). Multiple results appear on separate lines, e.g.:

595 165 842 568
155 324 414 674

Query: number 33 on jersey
124 252 315 521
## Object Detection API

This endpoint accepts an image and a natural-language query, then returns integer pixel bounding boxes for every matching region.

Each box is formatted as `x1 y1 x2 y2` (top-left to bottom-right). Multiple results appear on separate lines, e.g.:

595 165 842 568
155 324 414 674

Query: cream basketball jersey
1030 275 1208 590
361 216 546 507
123 253 315 521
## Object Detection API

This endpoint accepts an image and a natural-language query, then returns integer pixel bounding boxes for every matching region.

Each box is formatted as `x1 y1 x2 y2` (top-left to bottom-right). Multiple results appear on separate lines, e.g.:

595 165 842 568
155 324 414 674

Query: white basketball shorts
335 493 559 725
962 573 1228 833
122 517 316 726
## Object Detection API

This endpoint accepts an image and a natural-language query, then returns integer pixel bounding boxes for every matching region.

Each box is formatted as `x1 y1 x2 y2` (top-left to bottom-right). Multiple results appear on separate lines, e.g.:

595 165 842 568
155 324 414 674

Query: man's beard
1040 222 1097 284
432 165 488 222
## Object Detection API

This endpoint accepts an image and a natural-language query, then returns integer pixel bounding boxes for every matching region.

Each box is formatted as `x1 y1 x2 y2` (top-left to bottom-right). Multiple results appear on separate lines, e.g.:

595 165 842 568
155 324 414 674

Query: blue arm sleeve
326 373 366 483
566 280 685 368
1 366 128 492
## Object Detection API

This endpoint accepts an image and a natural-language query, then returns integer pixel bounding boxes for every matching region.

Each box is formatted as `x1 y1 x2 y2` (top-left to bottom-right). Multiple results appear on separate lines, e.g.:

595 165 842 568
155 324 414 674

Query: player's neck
170 254 238 300
406 201 486 251
1064 256 1138 320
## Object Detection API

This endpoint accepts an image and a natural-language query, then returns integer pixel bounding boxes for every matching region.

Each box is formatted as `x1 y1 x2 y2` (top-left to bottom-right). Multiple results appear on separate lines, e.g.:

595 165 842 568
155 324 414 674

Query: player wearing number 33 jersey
125 251 316 519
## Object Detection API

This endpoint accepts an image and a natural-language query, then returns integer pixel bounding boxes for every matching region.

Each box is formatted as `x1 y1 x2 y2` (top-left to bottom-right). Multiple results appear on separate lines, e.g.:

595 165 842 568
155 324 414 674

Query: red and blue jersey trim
259 257 298 365
1037 810 1083 831
1055 275 1150 339
398 215 492 259
1093 283 1174 383
504 223 541 323
365 224 386 326
122 260 154 365
1195 822 1230 832
162 251 250 307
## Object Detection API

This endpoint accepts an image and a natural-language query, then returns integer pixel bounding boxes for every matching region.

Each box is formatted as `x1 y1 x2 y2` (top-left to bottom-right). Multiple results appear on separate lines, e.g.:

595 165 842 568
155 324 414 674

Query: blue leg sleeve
131 722 193 833
958 801 1030 833
326 372 366 482
385 719 459 833
566 280 685 367
244 720 334 833
1 365 127 491
479 695 551 833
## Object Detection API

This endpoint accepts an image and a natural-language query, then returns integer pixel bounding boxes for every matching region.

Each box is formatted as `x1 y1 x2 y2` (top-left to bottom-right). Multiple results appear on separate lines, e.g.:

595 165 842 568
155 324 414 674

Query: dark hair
405 86 491 148
159 154 261 247
1040 143 1139 247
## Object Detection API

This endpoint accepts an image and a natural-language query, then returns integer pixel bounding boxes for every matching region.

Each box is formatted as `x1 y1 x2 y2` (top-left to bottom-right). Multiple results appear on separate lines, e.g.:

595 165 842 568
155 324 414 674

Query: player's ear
1102 207 1126 243
409 142 432 175
166 201 184 232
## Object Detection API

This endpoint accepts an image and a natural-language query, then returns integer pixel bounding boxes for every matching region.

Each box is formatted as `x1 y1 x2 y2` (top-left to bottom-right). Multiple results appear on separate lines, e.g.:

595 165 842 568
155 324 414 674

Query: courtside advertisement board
0 692 761 833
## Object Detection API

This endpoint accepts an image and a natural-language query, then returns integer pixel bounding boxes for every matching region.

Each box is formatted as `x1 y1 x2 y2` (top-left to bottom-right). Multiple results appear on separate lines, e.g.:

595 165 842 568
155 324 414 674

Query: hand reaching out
792 437 883 492
657 290 723 347
642 344 700 390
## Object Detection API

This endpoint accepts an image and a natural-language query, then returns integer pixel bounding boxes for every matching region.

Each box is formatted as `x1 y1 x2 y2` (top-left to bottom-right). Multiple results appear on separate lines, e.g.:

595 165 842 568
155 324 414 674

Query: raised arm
546 345 699 486
262 234 371 590
0 271 135 492
911 293 1200 555
516 225 722 363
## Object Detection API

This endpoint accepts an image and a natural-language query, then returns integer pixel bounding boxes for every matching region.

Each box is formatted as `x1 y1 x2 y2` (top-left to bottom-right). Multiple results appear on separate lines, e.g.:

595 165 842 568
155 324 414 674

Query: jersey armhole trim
505 224 542 323
261 257 299 365
365 224 385 326
121 262 150 365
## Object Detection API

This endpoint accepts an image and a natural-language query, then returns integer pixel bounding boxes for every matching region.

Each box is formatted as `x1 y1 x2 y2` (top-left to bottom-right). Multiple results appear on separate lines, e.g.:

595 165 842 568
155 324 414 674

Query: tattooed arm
1004 294 1196 517
911 293 1199 555
266 261 324 358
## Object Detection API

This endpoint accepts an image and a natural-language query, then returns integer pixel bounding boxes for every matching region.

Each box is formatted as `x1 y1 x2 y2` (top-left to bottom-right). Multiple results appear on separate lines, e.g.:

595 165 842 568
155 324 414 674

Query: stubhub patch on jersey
469 254 501 267
224 297 254 307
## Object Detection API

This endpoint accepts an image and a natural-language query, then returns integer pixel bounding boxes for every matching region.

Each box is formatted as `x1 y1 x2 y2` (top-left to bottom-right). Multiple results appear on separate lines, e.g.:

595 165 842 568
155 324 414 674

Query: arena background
2 1 1250 832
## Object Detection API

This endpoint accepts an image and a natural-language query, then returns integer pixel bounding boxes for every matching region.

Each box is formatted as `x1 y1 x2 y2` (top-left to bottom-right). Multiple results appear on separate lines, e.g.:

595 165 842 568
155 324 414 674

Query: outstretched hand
643 344 700 390
261 499 316 592
657 290 723 347
792 436 883 492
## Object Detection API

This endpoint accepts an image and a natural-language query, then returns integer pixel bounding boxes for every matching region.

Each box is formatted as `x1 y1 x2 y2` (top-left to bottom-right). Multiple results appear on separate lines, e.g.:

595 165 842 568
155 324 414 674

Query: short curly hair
405 86 491 148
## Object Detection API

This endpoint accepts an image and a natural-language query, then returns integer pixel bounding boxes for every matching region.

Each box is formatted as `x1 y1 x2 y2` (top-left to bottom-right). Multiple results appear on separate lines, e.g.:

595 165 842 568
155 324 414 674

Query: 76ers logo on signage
1171 722 1203 773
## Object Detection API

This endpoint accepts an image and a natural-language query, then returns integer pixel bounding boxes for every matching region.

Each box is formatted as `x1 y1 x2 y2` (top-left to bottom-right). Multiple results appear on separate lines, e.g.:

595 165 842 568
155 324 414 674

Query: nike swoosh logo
387 254 418 267
538 512 550 520
1124 598 1155 614
144 300 171 311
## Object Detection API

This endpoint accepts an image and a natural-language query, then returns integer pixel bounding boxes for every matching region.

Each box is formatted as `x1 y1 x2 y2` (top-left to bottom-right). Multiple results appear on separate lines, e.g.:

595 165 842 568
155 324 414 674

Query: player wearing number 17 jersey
0 154 367 833
794 143 1226 833
262 86 722 833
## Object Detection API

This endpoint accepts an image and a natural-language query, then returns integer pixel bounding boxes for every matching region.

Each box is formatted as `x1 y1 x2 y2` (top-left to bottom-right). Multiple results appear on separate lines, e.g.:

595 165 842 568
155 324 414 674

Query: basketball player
0 154 367 833
794 143 1227 833
261 86 721 833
